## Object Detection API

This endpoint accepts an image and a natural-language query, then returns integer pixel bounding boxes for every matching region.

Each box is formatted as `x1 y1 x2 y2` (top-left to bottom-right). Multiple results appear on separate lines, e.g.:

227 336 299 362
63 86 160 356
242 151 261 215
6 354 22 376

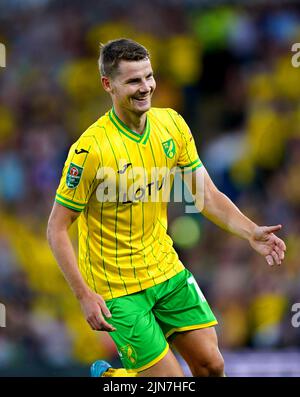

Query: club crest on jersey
162 138 175 159
66 162 83 189
119 344 137 366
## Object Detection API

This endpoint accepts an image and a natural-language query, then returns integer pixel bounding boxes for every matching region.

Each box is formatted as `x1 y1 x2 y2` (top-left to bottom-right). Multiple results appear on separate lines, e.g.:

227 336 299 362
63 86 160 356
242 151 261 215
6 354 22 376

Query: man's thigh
172 327 224 376
153 269 218 340
106 292 169 373
138 349 184 377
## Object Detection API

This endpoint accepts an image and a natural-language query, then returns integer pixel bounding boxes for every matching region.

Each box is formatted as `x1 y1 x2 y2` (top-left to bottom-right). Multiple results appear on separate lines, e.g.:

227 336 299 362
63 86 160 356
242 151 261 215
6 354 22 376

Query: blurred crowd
1 0 300 375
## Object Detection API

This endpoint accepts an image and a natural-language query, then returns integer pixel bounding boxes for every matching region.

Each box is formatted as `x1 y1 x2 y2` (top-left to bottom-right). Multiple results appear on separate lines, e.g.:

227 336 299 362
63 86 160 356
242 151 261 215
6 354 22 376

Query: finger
102 322 116 332
266 254 274 266
271 250 281 265
87 314 113 331
98 321 116 332
274 244 285 261
264 224 282 234
276 238 286 251
87 318 99 331
96 315 116 332
99 302 112 319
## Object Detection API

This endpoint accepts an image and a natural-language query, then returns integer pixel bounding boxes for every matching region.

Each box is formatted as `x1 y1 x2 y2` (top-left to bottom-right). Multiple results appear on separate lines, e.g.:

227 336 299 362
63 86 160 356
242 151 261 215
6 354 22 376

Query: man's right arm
47 202 116 332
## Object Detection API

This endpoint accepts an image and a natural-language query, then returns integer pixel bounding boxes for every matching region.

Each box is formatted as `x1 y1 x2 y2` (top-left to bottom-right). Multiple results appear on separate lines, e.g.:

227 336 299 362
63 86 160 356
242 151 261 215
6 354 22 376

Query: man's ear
101 76 113 93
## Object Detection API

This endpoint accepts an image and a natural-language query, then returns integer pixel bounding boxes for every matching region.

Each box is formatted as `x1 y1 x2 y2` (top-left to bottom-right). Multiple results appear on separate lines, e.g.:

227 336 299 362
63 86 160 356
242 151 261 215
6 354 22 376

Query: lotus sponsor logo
95 161 205 213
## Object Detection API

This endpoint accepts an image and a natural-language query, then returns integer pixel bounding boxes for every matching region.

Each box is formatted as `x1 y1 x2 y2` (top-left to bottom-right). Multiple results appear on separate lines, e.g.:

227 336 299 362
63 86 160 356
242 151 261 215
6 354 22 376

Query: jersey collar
109 107 150 145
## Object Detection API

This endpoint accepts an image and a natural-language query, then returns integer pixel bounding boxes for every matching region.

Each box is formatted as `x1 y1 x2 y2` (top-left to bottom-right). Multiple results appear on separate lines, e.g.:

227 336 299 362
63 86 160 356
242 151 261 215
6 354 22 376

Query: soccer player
47 39 286 377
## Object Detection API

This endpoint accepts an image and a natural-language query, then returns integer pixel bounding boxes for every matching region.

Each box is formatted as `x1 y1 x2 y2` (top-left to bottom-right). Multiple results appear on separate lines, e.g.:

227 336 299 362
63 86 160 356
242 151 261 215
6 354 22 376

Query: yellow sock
102 368 138 377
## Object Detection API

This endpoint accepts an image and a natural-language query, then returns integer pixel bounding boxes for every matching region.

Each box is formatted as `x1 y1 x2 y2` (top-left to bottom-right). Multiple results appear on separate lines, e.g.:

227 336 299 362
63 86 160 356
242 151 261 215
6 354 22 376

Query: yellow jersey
55 107 202 300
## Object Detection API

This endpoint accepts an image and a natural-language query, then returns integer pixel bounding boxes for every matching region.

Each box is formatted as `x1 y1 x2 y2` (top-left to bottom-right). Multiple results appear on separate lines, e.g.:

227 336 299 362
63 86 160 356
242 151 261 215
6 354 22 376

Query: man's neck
113 106 147 135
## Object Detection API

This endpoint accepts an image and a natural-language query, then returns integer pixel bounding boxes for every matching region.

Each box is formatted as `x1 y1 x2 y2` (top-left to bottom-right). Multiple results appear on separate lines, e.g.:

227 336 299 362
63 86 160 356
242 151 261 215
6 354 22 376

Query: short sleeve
171 110 202 172
55 136 100 211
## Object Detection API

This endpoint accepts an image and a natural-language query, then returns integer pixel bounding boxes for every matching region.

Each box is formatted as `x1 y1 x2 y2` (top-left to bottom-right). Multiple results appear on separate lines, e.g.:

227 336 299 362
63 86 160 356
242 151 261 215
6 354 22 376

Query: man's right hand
79 290 116 332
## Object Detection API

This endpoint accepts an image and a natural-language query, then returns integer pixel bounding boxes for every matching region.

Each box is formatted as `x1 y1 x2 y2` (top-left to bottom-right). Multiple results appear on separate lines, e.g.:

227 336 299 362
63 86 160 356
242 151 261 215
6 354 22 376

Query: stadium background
0 0 300 376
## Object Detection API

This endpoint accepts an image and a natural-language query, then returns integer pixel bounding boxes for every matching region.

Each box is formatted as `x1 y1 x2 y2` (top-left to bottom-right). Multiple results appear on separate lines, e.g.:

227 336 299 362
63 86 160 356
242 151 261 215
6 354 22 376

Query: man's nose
139 80 151 93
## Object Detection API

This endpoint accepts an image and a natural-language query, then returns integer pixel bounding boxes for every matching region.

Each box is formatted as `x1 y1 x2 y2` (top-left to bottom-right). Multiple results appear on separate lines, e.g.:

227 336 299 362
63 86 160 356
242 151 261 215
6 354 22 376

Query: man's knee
191 352 225 377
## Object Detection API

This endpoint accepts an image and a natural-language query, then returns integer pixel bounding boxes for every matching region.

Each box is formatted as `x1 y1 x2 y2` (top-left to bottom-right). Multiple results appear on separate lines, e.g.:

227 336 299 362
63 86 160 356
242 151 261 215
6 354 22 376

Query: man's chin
133 102 151 114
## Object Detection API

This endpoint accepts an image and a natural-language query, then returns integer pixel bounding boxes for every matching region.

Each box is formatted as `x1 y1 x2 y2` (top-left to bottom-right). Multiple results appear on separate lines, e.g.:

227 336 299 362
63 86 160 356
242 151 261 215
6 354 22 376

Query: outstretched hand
249 224 286 266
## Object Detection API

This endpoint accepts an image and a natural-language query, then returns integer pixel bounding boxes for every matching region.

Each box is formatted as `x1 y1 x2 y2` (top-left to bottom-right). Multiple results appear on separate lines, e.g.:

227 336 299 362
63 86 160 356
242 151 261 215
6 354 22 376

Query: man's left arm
184 166 286 266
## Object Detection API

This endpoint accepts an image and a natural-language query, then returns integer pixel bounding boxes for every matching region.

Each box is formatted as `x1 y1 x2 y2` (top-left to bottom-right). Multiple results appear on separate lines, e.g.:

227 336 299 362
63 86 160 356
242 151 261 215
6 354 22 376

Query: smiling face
102 58 156 117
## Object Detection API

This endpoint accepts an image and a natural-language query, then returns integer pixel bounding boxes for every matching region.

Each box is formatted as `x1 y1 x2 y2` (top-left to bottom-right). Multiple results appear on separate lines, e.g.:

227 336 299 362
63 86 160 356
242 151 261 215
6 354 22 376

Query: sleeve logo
66 162 83 189
162 138 176 159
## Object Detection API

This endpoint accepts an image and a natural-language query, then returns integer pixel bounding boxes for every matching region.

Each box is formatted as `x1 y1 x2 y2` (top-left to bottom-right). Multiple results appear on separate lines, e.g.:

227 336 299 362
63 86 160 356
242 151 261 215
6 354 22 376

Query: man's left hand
249 224 286 266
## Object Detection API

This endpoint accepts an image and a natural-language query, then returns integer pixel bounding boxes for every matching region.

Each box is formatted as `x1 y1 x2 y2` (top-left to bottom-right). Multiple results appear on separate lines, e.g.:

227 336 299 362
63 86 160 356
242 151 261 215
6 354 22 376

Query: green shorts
105 269 217 372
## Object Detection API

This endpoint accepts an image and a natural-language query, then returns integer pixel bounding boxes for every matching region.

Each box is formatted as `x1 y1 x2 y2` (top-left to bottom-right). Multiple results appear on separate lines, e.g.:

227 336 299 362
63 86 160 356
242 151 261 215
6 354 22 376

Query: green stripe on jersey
55 197 83 212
